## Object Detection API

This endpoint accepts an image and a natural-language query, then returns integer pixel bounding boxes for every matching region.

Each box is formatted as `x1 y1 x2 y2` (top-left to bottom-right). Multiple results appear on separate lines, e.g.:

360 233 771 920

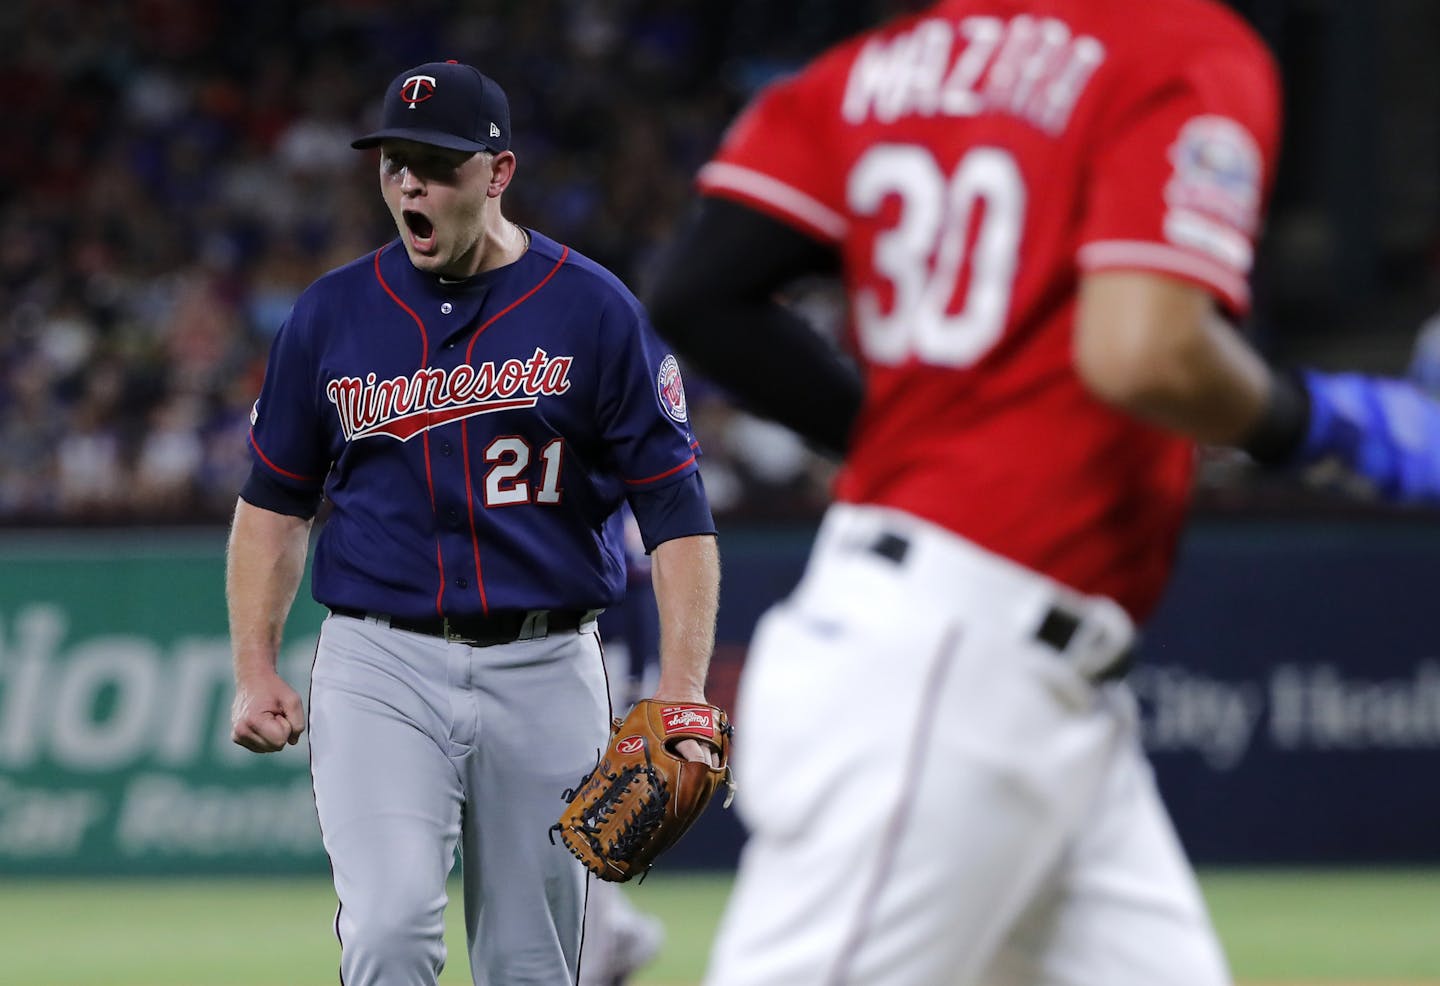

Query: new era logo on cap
352 60 511 154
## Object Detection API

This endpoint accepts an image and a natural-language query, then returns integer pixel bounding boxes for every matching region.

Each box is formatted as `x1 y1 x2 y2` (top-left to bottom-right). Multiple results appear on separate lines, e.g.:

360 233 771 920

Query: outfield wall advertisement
2 520 1438 875
1128 520 1440 864
0 534 327 875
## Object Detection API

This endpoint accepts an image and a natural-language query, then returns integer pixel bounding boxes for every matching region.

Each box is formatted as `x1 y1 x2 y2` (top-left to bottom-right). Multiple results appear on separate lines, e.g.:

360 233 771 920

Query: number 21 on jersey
849 145 1025 368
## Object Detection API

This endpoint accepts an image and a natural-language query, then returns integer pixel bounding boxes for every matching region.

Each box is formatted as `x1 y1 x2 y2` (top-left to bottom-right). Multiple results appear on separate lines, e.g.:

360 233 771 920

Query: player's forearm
1101 312 1271 446
654 297 863 456
647 533 720 702
1074 271 1271 445
647 197 862 457
226 497 313 678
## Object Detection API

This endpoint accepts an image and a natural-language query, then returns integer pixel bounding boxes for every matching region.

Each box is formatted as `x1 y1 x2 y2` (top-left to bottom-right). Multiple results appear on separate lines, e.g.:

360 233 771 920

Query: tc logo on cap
400 74 437 109
352 61 511 153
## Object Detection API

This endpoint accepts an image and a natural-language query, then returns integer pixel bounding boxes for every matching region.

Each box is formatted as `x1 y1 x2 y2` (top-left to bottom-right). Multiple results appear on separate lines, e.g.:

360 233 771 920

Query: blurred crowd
1 0 1436 527
1 0 884 525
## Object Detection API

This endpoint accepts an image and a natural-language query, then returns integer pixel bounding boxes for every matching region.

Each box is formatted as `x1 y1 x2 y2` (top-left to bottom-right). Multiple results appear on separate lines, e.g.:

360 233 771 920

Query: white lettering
0 778 105 855
52 639 161 770
1133 665 1263 771
158 639 235 766
980 14 1040 110
1005 17 1071 115
1033 35 1104 133
1 606 319 772
1270 662 1440 750
1135 661 1440 767
116 775 321 855
939 17 1002 116
326 348 575 442
842 15 1104 134
0 605 65 767
843 37 898 124
900 20 956 119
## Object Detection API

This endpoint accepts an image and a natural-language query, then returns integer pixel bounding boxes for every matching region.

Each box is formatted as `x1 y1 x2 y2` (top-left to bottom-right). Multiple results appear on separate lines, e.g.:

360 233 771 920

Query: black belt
1035 604 1134 682
328 606 590 647
864 531 1133 683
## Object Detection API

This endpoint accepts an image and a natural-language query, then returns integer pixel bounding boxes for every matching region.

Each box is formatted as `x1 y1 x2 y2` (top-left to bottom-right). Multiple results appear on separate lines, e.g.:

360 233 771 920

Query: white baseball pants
705 503 1229 986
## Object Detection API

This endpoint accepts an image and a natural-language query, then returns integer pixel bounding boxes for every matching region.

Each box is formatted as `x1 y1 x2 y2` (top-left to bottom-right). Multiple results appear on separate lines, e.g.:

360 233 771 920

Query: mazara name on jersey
326 347 574 442
843 14 1105 135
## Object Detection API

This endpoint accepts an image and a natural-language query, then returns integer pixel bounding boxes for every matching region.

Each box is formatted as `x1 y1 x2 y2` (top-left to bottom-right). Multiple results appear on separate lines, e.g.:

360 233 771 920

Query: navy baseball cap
352 60 511 154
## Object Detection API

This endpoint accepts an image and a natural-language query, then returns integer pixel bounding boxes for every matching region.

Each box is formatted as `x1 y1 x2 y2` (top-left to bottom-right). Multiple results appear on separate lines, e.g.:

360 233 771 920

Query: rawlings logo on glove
551 699 734 883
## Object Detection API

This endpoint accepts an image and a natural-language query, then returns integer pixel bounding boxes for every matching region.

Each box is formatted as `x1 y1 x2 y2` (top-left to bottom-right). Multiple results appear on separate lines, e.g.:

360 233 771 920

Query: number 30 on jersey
849 145 1025 368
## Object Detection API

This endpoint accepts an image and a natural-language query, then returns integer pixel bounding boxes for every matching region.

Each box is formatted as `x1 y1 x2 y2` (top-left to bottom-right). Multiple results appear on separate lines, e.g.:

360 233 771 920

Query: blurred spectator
1 0 1435 525
132 393 206 513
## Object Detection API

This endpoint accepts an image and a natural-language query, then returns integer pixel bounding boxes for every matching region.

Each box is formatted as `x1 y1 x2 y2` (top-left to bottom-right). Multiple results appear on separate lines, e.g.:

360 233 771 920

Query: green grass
0 869 1435 984
1202 869 1440 982
626 873 731 985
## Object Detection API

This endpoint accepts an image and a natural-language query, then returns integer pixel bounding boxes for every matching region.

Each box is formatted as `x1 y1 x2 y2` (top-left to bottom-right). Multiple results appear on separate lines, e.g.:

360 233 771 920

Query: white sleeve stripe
1077 240 1250 307
1163 210 1255 271
696 162 849 240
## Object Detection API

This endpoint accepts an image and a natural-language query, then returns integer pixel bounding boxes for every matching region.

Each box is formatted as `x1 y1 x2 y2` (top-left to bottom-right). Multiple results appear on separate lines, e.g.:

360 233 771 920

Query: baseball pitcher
227 60 724 986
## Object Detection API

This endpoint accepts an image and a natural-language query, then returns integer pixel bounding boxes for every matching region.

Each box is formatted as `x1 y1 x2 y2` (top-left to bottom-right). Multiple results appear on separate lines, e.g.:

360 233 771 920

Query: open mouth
403 210 436 250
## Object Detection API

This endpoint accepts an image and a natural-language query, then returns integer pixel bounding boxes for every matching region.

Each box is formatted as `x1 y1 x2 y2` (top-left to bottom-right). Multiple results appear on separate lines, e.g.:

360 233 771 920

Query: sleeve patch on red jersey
1165 115 1261 233
1163 209 1253 272
1162 116 1262 274
657 354 689 423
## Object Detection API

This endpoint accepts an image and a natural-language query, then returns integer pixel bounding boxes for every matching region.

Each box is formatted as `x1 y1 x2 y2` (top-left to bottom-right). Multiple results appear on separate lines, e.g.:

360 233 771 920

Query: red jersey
697 0 1281 618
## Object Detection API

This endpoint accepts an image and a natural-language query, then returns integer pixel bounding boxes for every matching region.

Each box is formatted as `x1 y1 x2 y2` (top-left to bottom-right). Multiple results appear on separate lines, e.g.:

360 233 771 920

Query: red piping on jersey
373 246 448 617
423 431 446 616
623 453 696 486
248 429 321 482
459 422 491 615
454 246 569 614
463 246 569 360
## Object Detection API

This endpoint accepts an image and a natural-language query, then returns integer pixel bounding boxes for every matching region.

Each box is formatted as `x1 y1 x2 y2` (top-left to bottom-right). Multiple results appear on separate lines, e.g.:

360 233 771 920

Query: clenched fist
231 670 306 753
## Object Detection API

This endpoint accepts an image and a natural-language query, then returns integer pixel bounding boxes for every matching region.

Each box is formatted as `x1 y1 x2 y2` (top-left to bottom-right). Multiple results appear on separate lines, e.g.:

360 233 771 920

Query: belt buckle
516 611 548 642
1039 601 1132 683
441 617 479 646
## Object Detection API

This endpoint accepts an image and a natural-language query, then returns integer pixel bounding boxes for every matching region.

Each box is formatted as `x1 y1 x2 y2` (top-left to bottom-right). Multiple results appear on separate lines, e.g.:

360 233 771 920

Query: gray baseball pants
309 612 611 985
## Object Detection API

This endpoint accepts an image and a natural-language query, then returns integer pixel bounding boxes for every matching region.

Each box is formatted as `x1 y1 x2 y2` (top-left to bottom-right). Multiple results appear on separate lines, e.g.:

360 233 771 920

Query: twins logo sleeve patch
657 354 688 424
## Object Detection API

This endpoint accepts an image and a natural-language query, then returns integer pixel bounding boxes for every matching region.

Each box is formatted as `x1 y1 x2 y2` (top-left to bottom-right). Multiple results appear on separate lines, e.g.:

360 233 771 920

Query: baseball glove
552 699 734 883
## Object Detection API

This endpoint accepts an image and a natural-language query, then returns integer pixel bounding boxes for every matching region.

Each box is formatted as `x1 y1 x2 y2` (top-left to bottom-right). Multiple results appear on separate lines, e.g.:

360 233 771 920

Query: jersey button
441 302 453 315
440 441 453 456
456 577 469 589
446 508 460 526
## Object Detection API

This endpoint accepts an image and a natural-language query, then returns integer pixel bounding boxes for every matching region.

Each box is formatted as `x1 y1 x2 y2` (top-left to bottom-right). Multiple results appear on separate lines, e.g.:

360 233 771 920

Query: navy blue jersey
247 230 706 618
